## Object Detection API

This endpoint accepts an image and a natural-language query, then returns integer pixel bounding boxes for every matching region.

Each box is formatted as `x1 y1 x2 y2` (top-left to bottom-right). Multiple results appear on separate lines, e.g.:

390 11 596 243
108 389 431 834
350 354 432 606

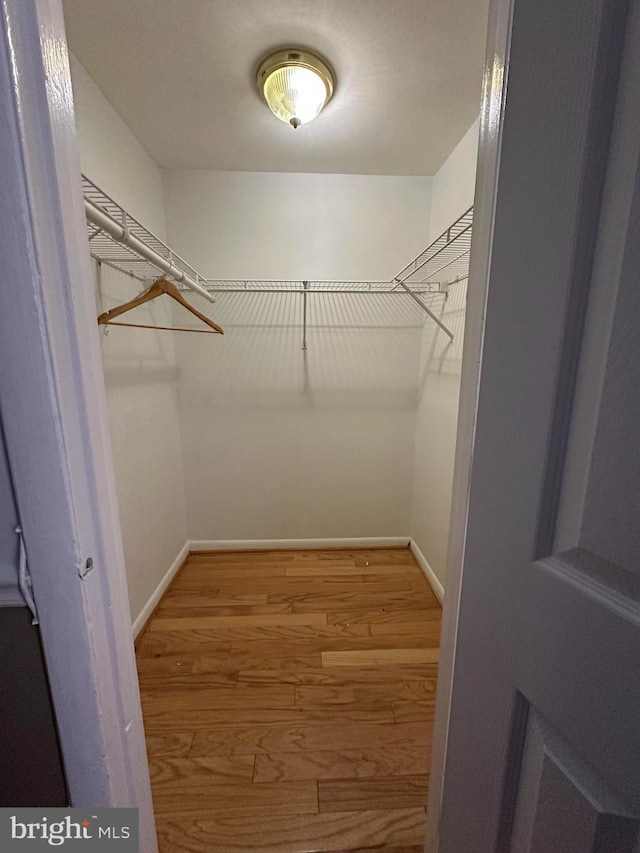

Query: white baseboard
189 537 411 552
133 537 413 637
409 539 444 604
132 541 190 639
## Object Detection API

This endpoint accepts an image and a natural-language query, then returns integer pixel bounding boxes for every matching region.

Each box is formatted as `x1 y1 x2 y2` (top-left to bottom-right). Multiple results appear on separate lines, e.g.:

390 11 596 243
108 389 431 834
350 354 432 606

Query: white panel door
435 0 640 849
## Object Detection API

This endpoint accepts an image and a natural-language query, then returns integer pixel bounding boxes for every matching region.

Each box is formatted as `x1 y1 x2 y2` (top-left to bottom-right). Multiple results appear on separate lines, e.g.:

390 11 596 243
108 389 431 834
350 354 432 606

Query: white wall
162 170 432 281
97 264 188 621
69 56 166 237
163 170 432 541
429 119 480 238
410 118 479 587
70 57 188 622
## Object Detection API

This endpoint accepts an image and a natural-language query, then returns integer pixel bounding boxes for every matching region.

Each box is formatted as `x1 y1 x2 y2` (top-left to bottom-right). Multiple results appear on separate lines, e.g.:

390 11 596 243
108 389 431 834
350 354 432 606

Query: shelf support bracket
395 280 454 341
302 280 309 350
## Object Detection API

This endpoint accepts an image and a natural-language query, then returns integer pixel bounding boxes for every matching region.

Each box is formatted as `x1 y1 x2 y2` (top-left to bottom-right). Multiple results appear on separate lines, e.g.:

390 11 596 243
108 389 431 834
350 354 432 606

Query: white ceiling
62 0 488 176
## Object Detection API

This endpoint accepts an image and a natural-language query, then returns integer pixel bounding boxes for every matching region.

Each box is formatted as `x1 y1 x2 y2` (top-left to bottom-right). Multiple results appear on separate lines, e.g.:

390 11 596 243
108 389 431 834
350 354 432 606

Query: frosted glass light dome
257 49 335 129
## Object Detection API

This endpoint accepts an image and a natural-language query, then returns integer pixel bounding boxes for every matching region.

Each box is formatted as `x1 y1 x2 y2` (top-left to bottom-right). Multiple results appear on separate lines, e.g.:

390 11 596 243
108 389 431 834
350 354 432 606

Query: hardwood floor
136 547 441 853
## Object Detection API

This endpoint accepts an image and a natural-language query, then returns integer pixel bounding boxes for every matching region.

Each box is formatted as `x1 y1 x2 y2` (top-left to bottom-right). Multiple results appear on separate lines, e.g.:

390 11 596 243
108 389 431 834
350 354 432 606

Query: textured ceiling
62 0 488 175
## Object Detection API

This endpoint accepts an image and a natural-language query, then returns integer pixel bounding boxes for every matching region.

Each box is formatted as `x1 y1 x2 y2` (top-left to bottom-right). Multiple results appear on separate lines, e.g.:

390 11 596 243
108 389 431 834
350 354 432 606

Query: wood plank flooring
136 547 441 853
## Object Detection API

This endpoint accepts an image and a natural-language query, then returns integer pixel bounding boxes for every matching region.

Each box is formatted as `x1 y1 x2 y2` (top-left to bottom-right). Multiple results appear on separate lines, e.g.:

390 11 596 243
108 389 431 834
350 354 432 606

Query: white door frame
0 1 156 850
425 0 513 845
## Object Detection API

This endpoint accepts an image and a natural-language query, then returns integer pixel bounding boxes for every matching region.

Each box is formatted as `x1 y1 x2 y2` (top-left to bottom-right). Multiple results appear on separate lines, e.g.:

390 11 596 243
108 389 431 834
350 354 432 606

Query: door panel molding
516 551 640 803
509 708 639 853
534 0 631 559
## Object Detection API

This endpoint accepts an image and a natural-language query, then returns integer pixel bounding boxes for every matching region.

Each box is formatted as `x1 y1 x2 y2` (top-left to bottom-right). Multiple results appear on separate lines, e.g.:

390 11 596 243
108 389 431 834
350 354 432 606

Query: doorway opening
4 1 487 850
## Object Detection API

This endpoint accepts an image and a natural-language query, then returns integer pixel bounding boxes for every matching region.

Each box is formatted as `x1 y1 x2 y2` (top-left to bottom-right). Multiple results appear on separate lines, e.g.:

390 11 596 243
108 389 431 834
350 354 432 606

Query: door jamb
425 0 514 847
0 1 156 849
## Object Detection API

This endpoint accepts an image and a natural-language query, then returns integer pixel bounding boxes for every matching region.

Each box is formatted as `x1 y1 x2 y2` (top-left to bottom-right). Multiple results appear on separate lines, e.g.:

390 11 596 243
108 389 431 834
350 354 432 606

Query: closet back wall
163 171 433 542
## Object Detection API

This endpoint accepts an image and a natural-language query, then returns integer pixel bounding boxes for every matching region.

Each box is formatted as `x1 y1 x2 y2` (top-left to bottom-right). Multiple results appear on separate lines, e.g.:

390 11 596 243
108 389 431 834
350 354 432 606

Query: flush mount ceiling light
257 48 335 129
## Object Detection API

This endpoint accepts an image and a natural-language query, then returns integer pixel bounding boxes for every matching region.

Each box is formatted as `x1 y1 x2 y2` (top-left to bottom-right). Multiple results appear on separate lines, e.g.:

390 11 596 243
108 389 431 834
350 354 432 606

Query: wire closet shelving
83 174 472 346
83 176 213 302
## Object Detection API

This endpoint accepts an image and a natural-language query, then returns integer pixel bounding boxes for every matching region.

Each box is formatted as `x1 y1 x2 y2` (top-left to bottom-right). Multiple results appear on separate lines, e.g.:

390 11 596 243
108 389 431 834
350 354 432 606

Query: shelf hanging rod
84 198 214 303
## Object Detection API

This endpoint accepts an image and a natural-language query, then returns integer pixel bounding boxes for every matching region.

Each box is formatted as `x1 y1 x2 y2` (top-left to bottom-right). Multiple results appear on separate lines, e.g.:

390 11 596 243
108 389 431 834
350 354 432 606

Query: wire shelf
202 209 473 295
393 206 473 288
83 175 208 288
82 175 472 298
82 176 471 344
204 280 443 294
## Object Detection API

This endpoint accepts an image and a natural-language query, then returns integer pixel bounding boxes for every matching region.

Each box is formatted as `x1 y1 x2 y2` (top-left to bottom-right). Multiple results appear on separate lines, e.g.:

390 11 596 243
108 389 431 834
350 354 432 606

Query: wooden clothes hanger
97 277 224 334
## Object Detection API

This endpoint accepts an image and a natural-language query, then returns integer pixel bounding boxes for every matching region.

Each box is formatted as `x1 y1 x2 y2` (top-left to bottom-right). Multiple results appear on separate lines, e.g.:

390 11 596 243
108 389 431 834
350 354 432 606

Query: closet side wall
70 57 189 624
163 170 432 542
69 56 166 236
410 119 480 588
